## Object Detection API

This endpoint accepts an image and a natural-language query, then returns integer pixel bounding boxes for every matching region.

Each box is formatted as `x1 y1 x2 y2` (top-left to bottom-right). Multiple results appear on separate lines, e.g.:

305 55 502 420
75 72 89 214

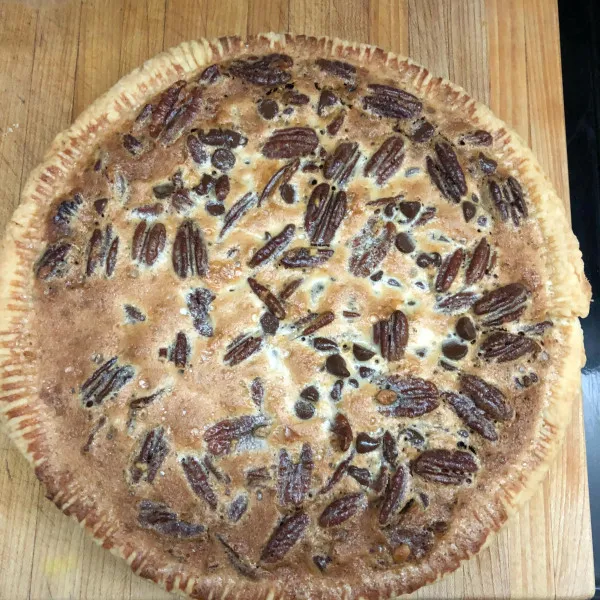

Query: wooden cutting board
0 1 594 598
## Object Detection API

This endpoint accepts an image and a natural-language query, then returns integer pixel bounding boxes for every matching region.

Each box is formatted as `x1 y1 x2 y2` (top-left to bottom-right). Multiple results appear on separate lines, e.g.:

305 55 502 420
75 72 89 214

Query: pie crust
0 34 591 599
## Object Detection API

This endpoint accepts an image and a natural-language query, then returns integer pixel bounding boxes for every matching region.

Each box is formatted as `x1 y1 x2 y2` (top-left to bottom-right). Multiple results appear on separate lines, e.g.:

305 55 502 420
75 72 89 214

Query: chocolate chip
353 344 375 361
370 270 383 282
348 378 359 388
395 232 415 253
384 203 395 217
194 173 215 195
400 427 424 447
462 201 476 223
93 198 108 215
295 399 315 420
330 379 344 401
359 366 375 379
313 337 338 352
260 311 279 335
439 360 458 371
280 183 296 204
258 99 279 120
206 202 225 216
153 182 175 199
326 354 350 377
318 90 338 115
416 252 441 268
215 175 230 201
212 148 235 172
356 432 380 453
399 201 421 219
478 152 497 174
313 554 332 572
442 340 468 360
456 316 476 341
300 386 320 402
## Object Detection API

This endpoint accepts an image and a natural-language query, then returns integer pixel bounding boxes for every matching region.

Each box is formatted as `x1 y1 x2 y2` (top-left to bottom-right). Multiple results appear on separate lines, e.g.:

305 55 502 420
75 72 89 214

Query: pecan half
35 243 71 279
216 534 259 580
460 374 514 421
348 466 371 487
131 427 169 483
349 220 396 277
435 248 464 292
169 332 190 368
319 493 365 527
280 247 334 268
181 455 218 509
331 413 353 452
278 443 313 506
148 80 186 137
159 86 203 145
258 159 300 206
373 310 409 361
411 120 435 143
248 278 286 319
262 127 319 159
323 142 360 186
132 221 166 267
260 512 309 563
80 357 134 408
53 194 83 234
382 431 398 466
224 335 263 366
378 376 439 417
172 220 208 278
316 58 356 80
301 311 335 335
363 84 422 119
489 177 528 225
198 128 247 148
473 283 529 326
379 464 409 525
480 331 539 362
320 451 354 493
412 449 478 484
435 292 478 313
426 142 467 202
220 192 257 238
187 287 215 337
204 414 268 455
250 377 265 409
305 183 347 246
443 392 498 441
327 111 346 135
248 224 295 267
138 500 204 538
459 130 493 146
465 238 491 285
364 137 405 185
230 53 293 86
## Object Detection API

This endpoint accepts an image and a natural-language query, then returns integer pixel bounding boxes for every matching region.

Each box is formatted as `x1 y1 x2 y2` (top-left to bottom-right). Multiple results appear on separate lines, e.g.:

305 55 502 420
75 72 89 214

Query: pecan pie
0 34 590 599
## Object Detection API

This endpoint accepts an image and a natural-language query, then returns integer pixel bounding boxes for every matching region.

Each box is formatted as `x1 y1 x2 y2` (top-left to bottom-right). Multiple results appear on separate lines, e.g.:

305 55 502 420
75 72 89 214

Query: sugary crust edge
0 33 589 599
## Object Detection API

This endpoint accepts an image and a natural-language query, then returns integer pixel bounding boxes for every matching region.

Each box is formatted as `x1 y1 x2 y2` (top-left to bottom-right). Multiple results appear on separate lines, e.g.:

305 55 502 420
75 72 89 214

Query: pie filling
31 52 563 584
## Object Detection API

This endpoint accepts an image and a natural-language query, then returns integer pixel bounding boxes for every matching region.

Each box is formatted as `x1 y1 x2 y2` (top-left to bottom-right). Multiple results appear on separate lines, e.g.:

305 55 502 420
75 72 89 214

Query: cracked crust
0 34 590 599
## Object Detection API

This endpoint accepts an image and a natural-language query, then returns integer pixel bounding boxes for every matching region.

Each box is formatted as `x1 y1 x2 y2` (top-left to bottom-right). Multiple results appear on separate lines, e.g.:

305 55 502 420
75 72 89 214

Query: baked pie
0 34 590 599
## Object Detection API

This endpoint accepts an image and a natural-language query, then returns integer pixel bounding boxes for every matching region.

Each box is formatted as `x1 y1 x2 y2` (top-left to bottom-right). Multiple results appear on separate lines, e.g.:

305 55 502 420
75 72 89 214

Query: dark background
559 0 599 596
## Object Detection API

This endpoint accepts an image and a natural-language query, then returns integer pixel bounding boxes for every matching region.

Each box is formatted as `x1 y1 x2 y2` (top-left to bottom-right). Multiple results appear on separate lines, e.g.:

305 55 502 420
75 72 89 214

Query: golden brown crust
0 33 590 600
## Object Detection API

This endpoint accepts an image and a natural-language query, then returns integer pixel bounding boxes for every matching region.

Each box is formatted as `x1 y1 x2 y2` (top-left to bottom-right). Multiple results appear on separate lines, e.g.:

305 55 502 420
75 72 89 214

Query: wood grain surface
0 1 594 598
